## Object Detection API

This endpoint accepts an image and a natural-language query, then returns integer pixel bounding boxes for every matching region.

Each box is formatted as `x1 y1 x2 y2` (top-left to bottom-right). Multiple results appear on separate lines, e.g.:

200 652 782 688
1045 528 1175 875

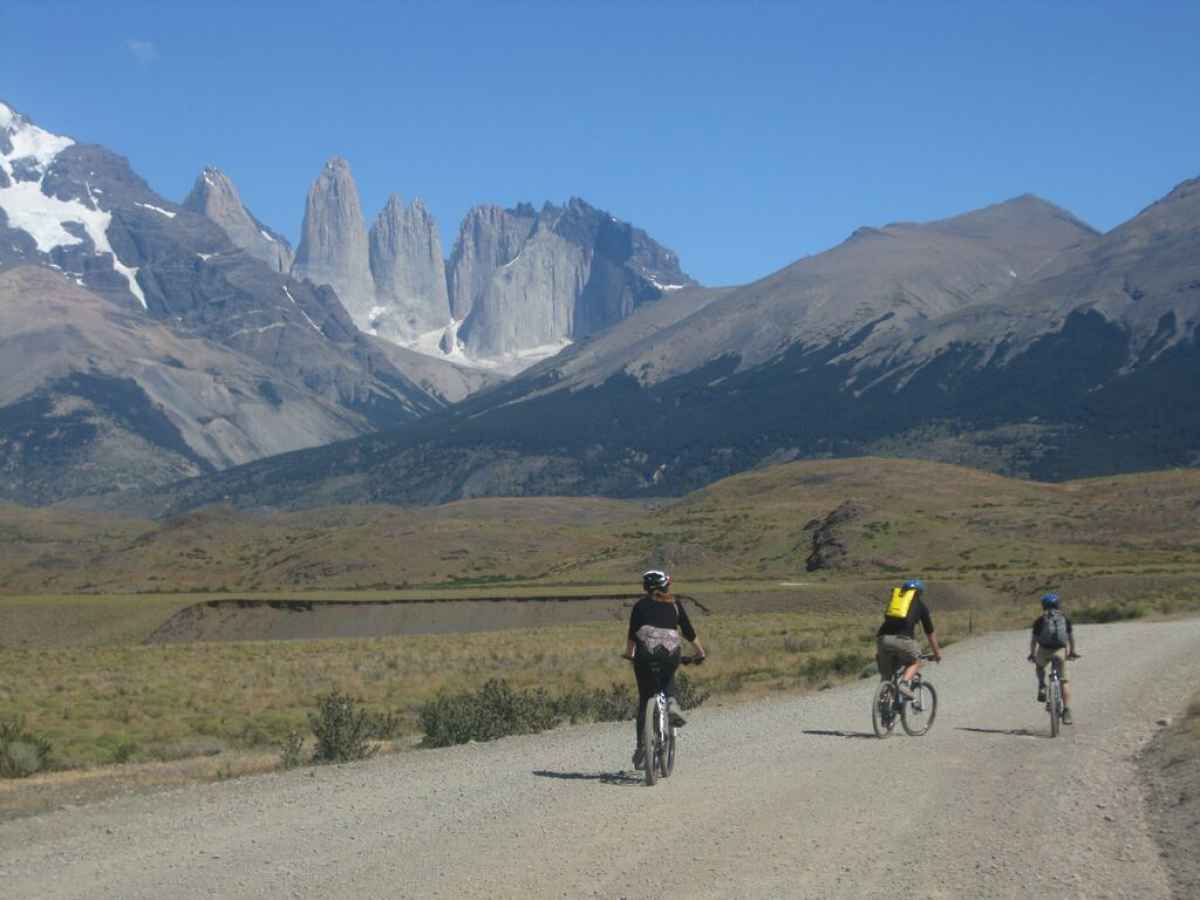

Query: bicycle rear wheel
642 696 658 786
901 680 937 736
872 681 898 738
1048 679 1061 738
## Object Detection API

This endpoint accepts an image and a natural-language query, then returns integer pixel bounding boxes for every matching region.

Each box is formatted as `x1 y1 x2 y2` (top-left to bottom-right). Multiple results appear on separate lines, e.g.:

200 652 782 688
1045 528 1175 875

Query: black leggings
634 658 679 745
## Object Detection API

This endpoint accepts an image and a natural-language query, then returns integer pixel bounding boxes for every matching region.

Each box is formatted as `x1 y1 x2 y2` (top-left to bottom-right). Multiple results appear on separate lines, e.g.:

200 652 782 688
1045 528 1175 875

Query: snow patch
649 276 686 292
197 252 217 261
500 252 522 269
259 228 276 243
283 285 323 334
400 319 571 374
137 202 177 218
0 109 146 309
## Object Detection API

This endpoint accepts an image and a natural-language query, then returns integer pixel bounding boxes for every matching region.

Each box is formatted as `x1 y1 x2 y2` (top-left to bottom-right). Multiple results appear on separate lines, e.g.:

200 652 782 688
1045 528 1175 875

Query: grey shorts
876 635 921 679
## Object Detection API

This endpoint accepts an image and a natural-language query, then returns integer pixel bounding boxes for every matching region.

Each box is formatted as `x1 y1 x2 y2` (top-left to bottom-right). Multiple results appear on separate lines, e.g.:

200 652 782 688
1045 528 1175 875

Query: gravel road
2 619 1197 899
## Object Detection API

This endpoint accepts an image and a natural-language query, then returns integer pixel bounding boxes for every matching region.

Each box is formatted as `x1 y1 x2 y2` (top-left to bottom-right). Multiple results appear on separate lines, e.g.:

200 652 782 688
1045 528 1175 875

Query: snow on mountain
0 101 146 307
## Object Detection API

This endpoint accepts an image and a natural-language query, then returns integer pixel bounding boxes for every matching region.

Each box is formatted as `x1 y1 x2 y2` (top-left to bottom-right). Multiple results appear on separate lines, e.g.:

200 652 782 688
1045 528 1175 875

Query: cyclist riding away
876 578 943 697
624 569 705 771
1028 592 1079 725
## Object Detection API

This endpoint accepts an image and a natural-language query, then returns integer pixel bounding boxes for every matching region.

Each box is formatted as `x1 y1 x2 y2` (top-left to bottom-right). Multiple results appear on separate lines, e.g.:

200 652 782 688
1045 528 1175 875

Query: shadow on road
956 726 1043 739
801 729 876 739
531 770 643 786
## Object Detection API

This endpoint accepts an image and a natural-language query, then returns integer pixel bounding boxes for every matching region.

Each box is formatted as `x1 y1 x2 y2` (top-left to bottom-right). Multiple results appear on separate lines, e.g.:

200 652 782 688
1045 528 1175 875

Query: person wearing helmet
876 578 942 698
1028 592 1080 724
623 569 706 770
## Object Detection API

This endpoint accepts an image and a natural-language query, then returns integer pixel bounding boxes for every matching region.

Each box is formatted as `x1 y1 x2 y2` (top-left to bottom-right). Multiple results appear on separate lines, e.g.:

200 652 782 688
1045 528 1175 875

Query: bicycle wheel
642 695 658 786
901 680 937 736
659 723 676 778
1048 679 1061 738
872 681 898 738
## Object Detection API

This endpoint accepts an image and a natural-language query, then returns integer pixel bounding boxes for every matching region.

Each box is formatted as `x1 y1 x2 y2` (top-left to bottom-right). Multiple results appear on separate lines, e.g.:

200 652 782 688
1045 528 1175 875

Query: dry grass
3 459 1200 597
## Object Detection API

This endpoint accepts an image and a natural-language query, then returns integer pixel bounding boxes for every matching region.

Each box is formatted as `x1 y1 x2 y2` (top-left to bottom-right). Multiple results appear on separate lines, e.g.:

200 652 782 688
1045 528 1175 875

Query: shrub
308 690 379 764
418 679 558 748
419 672 710 749
675 670 710 710
1072 604 1144 624
278 730 305 770
0 716 52 778
800 651 871 682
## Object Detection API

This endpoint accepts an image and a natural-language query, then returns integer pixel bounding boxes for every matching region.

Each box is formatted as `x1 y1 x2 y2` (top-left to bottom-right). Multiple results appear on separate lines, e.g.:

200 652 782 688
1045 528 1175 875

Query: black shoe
632 746 646 770
1037 688 1046 703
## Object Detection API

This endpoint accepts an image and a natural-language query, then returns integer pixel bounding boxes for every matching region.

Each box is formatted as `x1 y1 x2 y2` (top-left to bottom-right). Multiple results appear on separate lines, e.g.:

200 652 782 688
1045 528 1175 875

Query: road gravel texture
2 619 1197 899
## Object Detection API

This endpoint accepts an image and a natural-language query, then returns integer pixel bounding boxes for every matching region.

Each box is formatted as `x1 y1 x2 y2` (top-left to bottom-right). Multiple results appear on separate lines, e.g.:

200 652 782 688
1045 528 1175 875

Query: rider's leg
902 659 923 684
633 662 657 749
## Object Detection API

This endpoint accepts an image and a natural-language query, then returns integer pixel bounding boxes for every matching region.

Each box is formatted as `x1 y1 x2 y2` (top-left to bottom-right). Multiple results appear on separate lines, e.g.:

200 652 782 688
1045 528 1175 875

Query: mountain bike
1034 652 1080 737
872 653 937 738
627 655 704 786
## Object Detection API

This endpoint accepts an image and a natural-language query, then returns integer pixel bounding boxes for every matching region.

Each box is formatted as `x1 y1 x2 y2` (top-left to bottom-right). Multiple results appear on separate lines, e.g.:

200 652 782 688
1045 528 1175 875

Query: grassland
3 458 1200 597
1 457 1198 781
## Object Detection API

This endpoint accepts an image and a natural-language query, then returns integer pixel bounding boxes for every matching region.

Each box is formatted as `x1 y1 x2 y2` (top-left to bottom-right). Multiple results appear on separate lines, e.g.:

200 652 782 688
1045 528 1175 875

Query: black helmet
642 569 671 592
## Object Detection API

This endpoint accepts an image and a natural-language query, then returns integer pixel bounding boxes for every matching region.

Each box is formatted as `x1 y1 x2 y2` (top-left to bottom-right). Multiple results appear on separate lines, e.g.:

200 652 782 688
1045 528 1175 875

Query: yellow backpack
885 587 917 619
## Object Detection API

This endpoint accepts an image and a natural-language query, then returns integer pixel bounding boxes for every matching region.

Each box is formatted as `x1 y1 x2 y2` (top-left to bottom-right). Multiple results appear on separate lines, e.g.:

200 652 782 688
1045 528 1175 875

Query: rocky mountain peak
292 155 374 327
182 166 293 273
367 193 450 341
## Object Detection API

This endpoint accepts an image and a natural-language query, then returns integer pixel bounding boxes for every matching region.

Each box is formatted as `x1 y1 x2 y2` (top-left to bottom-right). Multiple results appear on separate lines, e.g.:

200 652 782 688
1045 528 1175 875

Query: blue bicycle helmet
902 579 925 592
1041 592 1060 609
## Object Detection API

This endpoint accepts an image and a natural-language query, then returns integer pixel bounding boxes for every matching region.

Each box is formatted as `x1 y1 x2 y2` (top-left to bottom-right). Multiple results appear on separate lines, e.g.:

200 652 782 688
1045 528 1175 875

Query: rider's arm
690 638 706 658
926 630 943 662
624 638 638 660
919 602 942 661
1066 617 1077 656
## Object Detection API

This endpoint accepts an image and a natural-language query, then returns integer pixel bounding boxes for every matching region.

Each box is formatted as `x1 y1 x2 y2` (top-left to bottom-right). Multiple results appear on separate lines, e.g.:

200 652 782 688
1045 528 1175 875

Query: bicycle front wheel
642 696 658 786
901 680 937 736
1048 680 1061 738
872 681 898 738
659 723 676 778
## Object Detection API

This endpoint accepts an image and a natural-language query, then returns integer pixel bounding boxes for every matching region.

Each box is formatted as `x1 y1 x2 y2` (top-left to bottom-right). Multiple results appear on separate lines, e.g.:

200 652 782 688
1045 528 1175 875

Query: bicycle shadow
801 729 877 740
531 769 643 787
956 726 1044 739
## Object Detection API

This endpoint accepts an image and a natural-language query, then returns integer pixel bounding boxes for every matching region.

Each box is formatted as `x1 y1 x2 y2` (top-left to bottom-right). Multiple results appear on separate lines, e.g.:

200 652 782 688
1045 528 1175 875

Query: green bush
308 690 379 764
1072 604 1144 624
419 672 711 749
799 651 871 682
0 716 53 778
419 679 558 748
278 730 305 770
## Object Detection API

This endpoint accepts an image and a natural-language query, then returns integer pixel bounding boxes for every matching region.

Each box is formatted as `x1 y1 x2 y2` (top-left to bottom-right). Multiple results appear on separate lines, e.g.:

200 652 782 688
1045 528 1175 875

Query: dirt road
2 619 1196 899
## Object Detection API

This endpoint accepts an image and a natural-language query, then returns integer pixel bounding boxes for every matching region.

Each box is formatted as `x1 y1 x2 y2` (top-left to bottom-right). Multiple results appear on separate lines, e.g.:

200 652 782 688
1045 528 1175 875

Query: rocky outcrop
446 198 694 361
804 501 865 572
367 195 450 340
292 156 374 328
182 167 293 273
447 204 537 322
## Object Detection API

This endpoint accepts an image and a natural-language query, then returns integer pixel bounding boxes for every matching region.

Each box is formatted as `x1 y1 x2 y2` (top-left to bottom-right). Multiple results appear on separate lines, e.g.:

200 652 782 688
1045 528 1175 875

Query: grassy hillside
3 458 1199 596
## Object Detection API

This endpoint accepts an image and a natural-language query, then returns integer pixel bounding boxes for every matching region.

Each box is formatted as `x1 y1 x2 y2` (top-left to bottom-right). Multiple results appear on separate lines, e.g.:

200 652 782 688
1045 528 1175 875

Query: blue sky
4 0 1199 285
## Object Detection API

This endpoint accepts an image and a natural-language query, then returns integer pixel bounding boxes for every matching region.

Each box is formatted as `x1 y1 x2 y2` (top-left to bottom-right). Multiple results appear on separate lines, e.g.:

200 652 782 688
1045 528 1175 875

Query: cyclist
876 578 943 697
1028 592 1079 724
623 569 705 770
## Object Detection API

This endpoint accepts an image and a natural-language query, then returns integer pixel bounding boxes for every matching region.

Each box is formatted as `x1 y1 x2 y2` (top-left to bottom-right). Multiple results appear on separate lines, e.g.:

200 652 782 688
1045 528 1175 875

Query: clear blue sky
5 0 1198 286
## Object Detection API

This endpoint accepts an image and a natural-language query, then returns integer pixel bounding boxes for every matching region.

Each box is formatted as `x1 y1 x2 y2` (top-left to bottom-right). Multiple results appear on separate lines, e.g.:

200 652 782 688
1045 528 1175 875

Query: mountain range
1 99 1197 510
